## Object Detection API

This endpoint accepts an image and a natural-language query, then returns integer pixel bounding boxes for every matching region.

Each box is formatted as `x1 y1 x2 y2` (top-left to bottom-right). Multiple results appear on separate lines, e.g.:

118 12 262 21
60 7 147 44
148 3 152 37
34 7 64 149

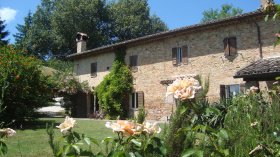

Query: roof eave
67 10 264 60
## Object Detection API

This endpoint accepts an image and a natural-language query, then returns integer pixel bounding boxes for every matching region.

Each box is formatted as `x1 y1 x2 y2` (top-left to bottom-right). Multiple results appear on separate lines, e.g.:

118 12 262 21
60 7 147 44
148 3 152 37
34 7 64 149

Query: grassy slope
4 118 115 157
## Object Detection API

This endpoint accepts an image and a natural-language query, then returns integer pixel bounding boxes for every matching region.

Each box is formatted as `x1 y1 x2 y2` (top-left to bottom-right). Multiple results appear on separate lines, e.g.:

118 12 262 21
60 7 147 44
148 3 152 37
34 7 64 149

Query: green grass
4 118 116 157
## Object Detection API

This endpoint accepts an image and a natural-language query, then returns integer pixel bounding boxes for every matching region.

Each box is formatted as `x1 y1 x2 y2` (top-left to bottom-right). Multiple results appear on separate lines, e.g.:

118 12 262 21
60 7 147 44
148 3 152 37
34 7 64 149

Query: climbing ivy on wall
95 48 133 119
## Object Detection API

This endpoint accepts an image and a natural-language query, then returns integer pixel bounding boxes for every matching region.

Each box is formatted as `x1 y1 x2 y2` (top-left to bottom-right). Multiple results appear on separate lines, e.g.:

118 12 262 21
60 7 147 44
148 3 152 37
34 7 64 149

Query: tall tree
50 0 111 58
109 0 168 41
14 11 33 53
27 0 55 59
0 19 9 46
201 4 243 23
17 0 167 59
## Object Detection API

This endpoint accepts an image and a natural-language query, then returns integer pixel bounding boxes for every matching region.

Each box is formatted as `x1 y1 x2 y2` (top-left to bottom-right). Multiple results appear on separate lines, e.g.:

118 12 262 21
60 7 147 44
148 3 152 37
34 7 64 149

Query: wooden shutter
228 37 237 56
129 55 138 66
182 46 188 64
129 56 133 67
130 55 138 72
220 85 226 99
223 38 230 56
172 47 177 65
137 91 144 108
91 62 97 77
131 93 135 108
172 48 178 65
133 55 138 66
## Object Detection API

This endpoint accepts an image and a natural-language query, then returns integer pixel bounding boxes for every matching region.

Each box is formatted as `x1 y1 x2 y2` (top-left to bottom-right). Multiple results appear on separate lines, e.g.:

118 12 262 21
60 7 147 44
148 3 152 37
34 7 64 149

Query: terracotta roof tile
234 57 280 78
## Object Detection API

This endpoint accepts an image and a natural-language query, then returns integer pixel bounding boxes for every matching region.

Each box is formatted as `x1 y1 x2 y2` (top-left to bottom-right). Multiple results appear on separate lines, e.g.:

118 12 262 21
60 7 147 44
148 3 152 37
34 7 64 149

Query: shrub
0 46 52 125
224 90 280 156
164 77 230 157
47 117 165 157
136 106 147 124
44 59 91 116
95 49 133 119
46 117 99 157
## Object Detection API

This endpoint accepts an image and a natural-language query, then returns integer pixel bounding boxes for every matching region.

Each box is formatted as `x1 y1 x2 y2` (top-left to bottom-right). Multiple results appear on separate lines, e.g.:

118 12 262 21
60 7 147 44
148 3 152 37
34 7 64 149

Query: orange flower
117 120 135 135
15 75 20 80
105 120 136 136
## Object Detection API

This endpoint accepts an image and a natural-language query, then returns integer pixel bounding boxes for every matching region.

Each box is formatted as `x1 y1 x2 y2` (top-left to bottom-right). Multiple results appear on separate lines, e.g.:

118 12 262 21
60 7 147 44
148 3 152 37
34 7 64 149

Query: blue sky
1 0 280 44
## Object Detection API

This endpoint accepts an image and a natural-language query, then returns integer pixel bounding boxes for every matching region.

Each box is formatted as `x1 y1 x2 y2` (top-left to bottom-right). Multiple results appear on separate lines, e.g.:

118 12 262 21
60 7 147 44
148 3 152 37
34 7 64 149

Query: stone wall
74 52 115 88
74 18 280 120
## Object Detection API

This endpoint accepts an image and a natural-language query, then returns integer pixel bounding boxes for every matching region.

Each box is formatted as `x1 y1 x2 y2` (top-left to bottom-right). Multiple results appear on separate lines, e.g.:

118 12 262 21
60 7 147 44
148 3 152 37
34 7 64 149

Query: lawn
4 118 117 157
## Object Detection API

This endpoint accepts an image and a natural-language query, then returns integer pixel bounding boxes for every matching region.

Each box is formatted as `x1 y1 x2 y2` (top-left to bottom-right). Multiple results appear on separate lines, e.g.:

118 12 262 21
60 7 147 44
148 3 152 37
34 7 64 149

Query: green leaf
84 137 91 145
72 144 80 155
75 142 84 145
73 131 81 140
134 151 143 157
192 124 206 132
182 149 203 157
0 141 8 155
195 132 206 140
180 106 187 115
129 152 136 157
102 137 114 144
273 13 279 21
209 107 221 115
131 139 142 147
265 14 269 22
63 145 71 156
90 137 100 146
224 149 229 156
80 150 94 156
196 150 204 157
218 129 229 140
111 151 126 157
274 137 280 143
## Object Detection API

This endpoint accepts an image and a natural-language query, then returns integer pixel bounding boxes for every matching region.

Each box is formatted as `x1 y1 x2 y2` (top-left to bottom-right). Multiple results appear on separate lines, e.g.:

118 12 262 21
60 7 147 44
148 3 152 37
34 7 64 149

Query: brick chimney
76 32 89 53
260 0 274 10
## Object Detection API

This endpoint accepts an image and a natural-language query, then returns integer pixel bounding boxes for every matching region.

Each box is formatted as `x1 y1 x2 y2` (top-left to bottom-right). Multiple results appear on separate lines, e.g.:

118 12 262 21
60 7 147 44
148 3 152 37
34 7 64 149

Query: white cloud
0 7 17 23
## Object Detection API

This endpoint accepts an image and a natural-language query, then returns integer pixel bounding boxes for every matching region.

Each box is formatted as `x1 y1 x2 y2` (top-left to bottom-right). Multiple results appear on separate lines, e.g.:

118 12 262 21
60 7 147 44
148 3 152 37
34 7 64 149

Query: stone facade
72 14 280 120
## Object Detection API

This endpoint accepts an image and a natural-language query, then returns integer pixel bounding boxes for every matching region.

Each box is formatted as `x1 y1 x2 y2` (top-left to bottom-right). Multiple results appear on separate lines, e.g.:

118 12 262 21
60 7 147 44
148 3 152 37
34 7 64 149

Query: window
129 55 138 72
172 46 188 65
220 84 240 99
91 62 97 78
223 37 237 56
130 91 144 109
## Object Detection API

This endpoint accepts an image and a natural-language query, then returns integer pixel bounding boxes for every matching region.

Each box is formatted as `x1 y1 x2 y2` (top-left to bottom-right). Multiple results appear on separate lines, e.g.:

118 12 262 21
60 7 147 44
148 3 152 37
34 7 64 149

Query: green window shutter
137 91 144 108
182 46 188 64
172 47 178 65
91 62 97 77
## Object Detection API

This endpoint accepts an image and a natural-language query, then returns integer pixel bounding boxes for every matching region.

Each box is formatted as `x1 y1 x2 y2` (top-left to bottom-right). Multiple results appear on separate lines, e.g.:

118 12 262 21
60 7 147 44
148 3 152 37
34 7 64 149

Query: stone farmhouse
68 1 280 120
